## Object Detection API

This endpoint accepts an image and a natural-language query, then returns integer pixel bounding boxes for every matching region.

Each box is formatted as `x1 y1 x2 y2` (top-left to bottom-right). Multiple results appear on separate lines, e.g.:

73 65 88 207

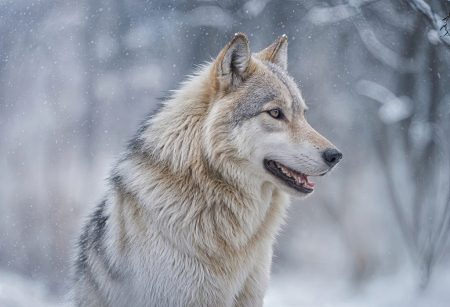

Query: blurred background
1 0 450 306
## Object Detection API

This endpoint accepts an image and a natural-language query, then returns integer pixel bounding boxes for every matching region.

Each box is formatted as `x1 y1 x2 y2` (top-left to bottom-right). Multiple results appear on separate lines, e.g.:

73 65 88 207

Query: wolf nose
323 149 342 167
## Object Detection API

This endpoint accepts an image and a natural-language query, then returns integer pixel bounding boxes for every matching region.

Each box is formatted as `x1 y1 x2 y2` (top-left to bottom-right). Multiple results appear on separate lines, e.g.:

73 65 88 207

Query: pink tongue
306 181 316 188
303 175 316 188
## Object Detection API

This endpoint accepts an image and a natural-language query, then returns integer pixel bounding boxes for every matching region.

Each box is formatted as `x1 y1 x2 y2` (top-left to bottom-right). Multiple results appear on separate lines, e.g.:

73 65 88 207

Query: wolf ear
215 33 251 89
255 35 288 70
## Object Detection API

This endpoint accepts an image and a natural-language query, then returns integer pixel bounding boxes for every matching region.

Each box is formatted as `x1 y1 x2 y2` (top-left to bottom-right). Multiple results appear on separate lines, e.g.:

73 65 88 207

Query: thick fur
71 33 339 307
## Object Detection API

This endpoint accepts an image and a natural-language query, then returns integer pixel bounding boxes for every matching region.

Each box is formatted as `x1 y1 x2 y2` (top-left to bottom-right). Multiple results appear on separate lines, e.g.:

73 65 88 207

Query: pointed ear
215 33 251 89
255 35 288 70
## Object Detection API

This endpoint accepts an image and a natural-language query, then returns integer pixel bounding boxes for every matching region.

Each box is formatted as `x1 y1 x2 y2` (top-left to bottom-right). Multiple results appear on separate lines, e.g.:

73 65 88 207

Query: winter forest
1 0 450 306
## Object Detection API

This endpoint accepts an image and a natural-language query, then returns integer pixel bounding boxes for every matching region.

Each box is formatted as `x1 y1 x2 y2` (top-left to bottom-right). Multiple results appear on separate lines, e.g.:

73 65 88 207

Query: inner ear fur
255 35 288 70
214 33 254 91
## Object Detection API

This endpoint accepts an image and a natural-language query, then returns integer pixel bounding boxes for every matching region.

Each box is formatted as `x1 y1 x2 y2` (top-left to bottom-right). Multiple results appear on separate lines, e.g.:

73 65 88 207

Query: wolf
71 33 342 307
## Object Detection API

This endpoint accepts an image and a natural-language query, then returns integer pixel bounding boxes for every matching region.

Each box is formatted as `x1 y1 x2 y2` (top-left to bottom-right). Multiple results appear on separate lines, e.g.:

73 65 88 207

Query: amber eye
268 109 281 119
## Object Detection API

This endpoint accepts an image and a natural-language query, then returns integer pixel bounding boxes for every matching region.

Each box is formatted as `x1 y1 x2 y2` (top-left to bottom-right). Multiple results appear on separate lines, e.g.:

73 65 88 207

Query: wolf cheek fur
71 33 342 307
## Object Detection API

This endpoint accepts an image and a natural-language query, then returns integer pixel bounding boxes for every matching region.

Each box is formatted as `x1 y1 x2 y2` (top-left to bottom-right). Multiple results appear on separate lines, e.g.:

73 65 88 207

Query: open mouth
264 159 317 194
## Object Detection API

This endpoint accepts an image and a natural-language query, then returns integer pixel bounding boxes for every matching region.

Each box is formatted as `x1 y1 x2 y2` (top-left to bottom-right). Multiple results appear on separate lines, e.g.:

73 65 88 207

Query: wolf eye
268 109 281 119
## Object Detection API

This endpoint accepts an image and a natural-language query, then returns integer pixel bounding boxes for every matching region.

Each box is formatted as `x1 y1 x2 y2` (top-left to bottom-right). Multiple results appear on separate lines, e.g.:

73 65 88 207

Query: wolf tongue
293 172 315 188
305 176 316 188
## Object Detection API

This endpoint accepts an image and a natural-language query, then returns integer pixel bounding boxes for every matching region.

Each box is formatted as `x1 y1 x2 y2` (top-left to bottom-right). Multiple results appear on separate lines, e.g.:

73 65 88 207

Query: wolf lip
264 159 315 193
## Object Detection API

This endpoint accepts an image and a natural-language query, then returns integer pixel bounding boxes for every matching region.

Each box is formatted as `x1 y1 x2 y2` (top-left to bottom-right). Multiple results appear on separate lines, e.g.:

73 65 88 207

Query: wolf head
200 33 342 199
145 33 341 200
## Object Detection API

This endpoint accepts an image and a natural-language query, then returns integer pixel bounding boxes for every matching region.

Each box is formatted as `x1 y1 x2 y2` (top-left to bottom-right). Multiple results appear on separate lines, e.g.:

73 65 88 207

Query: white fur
71 34 339 307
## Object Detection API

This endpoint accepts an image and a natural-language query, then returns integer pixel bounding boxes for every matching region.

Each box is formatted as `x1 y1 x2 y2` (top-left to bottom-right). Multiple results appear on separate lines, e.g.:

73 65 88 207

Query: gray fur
231 60 304 127
232 90 276 127
70 34 339 307
261 61 303 113
220 35 251 87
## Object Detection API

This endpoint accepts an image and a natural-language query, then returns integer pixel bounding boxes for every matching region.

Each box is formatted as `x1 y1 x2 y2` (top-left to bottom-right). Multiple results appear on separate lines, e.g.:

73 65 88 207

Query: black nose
323 149 342 167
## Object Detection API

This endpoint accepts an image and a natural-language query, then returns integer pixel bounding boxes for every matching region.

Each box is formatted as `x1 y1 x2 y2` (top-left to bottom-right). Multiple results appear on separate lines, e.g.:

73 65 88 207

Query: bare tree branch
441 13 450 37
406 0 450 49
351 14 417 73
306 1 419 72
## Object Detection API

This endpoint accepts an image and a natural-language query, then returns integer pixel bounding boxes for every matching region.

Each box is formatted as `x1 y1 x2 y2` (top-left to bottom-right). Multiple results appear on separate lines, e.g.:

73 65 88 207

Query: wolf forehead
232 59 306 126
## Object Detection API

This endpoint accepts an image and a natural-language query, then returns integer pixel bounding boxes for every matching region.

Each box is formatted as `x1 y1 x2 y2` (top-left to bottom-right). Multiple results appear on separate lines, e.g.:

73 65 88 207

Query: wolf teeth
293 174 305 185
275 162 304 181
279 166 292 177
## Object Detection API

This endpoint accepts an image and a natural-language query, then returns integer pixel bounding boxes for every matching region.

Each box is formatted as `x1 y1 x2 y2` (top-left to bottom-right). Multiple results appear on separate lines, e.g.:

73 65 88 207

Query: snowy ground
0 271 62 307
1 264 450 307
265 263 450 307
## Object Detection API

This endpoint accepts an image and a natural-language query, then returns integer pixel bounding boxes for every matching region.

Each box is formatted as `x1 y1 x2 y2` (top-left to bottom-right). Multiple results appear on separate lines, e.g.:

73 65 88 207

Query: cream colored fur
71 33 339 307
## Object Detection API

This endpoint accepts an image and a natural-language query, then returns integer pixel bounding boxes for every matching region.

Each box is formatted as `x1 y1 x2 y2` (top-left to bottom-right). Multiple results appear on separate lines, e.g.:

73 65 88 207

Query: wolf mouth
264 159 316 194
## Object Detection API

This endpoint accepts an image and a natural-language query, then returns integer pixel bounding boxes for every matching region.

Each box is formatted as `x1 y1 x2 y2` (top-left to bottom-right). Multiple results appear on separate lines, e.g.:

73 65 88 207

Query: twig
441 13 450 37
406 0 450 49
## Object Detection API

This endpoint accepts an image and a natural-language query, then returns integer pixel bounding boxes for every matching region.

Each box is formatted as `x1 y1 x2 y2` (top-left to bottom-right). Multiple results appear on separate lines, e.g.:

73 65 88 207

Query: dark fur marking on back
75 199 122 285
75 200 107 279
109 172 129 194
